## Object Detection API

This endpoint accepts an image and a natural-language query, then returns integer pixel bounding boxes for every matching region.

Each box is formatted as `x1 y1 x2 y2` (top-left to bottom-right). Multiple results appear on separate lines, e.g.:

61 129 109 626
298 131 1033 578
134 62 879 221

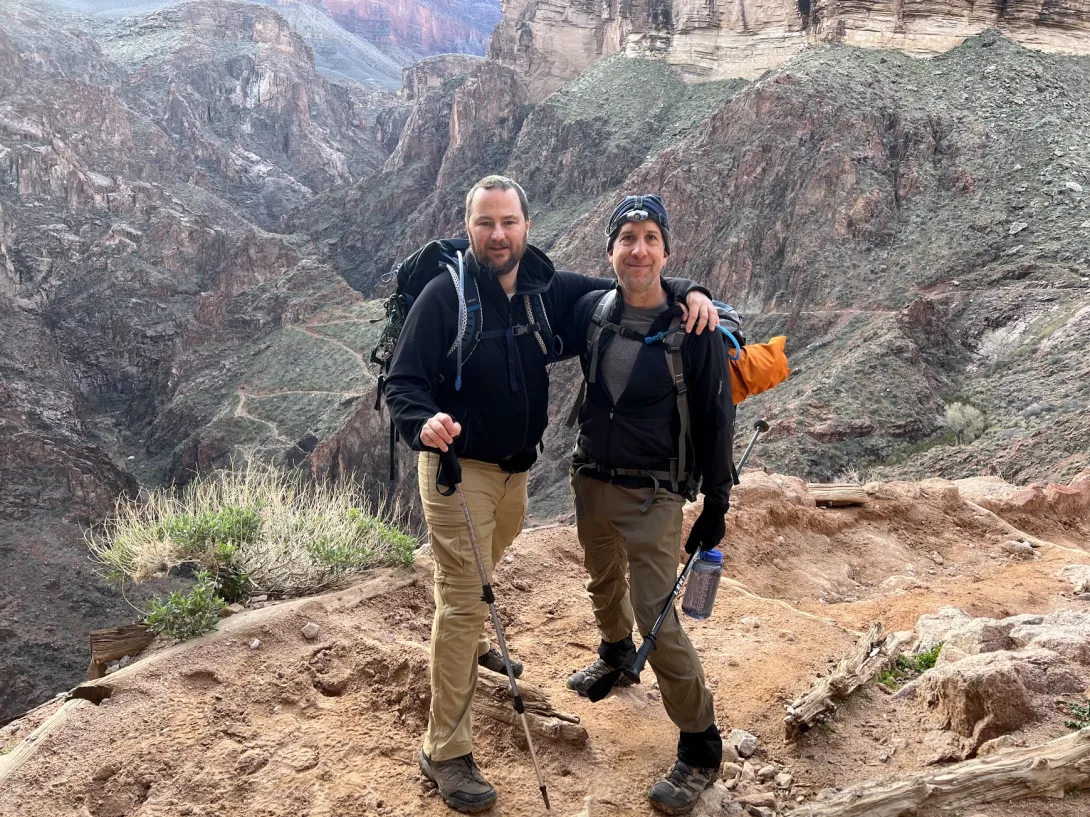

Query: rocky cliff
302 31 1090 519
489 0 1090 100
321 0 501 56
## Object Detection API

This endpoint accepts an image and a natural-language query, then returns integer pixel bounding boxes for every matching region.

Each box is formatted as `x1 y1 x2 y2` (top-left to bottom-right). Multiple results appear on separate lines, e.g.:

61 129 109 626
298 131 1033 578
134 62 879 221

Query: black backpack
370 238 556 481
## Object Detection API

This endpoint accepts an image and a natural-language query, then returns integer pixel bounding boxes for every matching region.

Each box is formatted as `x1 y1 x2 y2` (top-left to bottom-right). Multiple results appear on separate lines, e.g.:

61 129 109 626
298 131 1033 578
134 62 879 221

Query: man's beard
469 232 527 278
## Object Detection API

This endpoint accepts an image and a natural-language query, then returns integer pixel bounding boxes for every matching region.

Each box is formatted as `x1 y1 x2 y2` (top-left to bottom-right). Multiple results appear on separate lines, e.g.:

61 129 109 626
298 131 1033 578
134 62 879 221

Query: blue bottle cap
699 548 723 564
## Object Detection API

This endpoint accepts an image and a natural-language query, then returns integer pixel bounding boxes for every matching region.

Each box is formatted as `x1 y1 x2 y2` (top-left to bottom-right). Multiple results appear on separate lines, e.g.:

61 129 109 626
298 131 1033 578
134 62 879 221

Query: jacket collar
468 243 556 300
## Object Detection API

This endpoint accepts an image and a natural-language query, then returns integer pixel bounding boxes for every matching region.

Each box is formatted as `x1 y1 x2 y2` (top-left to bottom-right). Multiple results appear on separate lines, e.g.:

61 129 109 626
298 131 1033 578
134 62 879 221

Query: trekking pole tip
540 785 551 810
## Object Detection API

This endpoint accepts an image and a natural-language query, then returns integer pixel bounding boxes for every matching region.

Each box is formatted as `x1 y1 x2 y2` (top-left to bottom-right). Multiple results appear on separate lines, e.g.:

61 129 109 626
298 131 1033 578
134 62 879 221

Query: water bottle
682 549 723 620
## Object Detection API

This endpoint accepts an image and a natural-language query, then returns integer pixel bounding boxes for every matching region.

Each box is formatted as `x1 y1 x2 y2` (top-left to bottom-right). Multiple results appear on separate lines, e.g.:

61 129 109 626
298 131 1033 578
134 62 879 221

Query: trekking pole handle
737 418 768 474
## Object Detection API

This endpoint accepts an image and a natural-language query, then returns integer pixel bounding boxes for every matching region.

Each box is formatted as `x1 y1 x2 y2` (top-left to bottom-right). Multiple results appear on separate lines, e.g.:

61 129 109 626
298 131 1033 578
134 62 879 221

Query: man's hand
680 290 720 335
684 499 728 554
420 412 461 451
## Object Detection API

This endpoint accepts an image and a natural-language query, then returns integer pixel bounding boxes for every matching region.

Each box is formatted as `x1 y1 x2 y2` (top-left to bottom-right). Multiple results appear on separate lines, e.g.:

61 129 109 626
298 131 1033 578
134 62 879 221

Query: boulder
914 606 971 653
916 648 1083 749
937 618 1014 665
1061 565 1090 594
1008 611 1090 666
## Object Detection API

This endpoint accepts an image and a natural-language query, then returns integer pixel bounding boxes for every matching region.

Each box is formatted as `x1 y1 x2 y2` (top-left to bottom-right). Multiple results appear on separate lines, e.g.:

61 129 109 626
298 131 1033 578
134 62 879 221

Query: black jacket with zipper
383 244 704 472
567 284 736 507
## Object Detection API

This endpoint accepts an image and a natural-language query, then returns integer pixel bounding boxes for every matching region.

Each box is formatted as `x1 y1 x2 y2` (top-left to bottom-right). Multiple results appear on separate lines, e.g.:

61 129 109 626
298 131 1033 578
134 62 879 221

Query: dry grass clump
88 459 417 600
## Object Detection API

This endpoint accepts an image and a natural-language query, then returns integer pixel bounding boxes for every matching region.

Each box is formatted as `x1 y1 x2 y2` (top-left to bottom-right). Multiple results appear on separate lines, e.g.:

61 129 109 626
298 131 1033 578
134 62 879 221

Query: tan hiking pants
571 472 716 734
419 451 528 761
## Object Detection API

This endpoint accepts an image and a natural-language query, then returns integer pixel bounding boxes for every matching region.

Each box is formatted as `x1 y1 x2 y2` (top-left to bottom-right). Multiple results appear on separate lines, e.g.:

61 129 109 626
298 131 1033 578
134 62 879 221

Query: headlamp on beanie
606 194 671 254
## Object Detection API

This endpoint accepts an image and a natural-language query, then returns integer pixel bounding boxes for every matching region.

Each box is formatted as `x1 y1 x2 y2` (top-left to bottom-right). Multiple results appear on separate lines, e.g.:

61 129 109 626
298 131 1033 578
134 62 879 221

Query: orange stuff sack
728 336 789 404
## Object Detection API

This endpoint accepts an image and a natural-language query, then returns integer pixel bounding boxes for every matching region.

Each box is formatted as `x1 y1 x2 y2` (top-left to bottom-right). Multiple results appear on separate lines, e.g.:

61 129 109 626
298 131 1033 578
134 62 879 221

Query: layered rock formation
489 0 1090 100
322 0 501 56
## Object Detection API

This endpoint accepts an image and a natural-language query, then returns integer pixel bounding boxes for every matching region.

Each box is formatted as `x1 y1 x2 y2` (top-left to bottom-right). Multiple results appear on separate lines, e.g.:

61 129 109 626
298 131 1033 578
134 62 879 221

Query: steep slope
537 32 1090 503
295 33 1090 519
0 0 398 721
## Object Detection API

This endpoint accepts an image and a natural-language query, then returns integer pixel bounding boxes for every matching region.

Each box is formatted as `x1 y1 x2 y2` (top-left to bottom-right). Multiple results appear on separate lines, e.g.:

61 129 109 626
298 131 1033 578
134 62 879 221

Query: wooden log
86 624 156 680
784 623 905 740
792 727 1090 817
475 702 588 747
0 699 92 786
807 484 868 507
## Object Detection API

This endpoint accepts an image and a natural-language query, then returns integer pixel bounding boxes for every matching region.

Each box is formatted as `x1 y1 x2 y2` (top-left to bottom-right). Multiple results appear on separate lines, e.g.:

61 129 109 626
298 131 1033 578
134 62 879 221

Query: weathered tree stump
86 624 156 680
784 622 905 739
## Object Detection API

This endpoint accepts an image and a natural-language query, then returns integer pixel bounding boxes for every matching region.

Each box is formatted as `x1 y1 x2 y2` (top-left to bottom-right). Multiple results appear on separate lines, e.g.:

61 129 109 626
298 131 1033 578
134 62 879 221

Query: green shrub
944 402 987 444
1065 702 1090 730
88 459 417 599
877 643 943 690
142 571 226 641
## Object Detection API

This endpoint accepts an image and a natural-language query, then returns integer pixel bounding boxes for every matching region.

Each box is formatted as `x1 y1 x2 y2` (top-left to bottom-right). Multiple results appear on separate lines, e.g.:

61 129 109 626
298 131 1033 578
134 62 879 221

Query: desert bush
877 643 942 690
88 459 417 601
142 570 226 641
1066 702 1090 730
943 402 987 444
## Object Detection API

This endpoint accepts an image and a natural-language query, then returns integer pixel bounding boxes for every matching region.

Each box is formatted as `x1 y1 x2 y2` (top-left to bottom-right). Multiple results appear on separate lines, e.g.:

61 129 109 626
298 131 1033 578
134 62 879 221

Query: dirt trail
2 473 1089 817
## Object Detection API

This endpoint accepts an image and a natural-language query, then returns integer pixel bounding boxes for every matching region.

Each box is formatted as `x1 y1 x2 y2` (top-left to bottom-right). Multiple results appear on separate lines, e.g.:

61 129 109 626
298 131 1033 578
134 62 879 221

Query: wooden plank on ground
87 624 156 680
0 699 92 786
807 484 868 506
792 727 1090 816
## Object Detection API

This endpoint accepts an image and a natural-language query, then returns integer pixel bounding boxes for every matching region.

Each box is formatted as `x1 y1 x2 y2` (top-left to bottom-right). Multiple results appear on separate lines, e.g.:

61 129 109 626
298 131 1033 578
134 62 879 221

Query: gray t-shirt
601 301 669 403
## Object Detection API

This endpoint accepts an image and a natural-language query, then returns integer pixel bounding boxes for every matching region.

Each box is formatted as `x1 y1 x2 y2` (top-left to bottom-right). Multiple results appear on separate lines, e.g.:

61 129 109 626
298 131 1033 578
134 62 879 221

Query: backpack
566 292 745 498
370 238 556 481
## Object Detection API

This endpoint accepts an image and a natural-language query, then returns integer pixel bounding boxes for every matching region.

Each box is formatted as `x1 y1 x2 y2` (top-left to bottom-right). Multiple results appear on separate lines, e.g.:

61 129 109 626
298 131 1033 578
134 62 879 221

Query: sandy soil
1 472 1089 817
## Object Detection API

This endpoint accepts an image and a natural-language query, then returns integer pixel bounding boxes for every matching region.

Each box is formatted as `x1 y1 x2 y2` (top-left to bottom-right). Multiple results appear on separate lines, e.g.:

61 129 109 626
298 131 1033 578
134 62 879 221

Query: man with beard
384 175 719 813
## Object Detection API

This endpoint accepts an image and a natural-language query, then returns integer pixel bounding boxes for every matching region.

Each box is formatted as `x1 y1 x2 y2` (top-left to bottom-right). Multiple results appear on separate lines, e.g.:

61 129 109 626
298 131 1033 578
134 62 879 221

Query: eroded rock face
489 0 1090 100
323 0 501 57
916 648 1084 747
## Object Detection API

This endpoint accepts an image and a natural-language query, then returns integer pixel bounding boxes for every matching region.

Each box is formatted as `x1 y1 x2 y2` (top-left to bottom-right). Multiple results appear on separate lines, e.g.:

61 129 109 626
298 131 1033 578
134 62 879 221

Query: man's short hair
465 175 530 221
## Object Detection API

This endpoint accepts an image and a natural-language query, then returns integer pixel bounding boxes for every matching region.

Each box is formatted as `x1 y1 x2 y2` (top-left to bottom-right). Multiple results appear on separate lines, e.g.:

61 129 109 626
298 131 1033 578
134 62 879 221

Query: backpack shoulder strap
586 289 618 384
664 314 689 494
565 290 616 428
523 294 556 360
448 250 482 391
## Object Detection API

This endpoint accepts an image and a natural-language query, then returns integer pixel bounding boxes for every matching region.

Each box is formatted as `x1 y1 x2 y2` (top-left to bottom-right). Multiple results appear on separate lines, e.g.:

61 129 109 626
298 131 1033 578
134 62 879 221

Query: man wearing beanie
565 194 736 815
384 178 722 814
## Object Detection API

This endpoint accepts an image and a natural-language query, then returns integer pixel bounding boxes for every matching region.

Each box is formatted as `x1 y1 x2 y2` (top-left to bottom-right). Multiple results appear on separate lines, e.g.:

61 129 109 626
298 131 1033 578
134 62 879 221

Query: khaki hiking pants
571 472 716 735
419 451 528 761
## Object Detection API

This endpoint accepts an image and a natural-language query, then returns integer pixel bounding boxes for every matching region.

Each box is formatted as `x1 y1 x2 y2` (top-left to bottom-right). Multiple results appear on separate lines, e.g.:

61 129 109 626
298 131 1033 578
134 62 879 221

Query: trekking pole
438 449 551 811
587 418 770 703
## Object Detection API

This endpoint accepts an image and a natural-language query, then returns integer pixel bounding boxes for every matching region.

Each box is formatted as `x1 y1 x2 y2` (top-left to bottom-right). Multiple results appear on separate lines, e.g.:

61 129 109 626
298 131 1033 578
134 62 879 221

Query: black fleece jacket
383 244 704 472
567 284 736 507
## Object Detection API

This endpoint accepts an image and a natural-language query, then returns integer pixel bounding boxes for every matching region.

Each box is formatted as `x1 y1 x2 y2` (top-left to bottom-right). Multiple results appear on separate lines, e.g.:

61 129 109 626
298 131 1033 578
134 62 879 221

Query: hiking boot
418 750 497 813
566 657 634 697
647 761 719 816
478 647 523 678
